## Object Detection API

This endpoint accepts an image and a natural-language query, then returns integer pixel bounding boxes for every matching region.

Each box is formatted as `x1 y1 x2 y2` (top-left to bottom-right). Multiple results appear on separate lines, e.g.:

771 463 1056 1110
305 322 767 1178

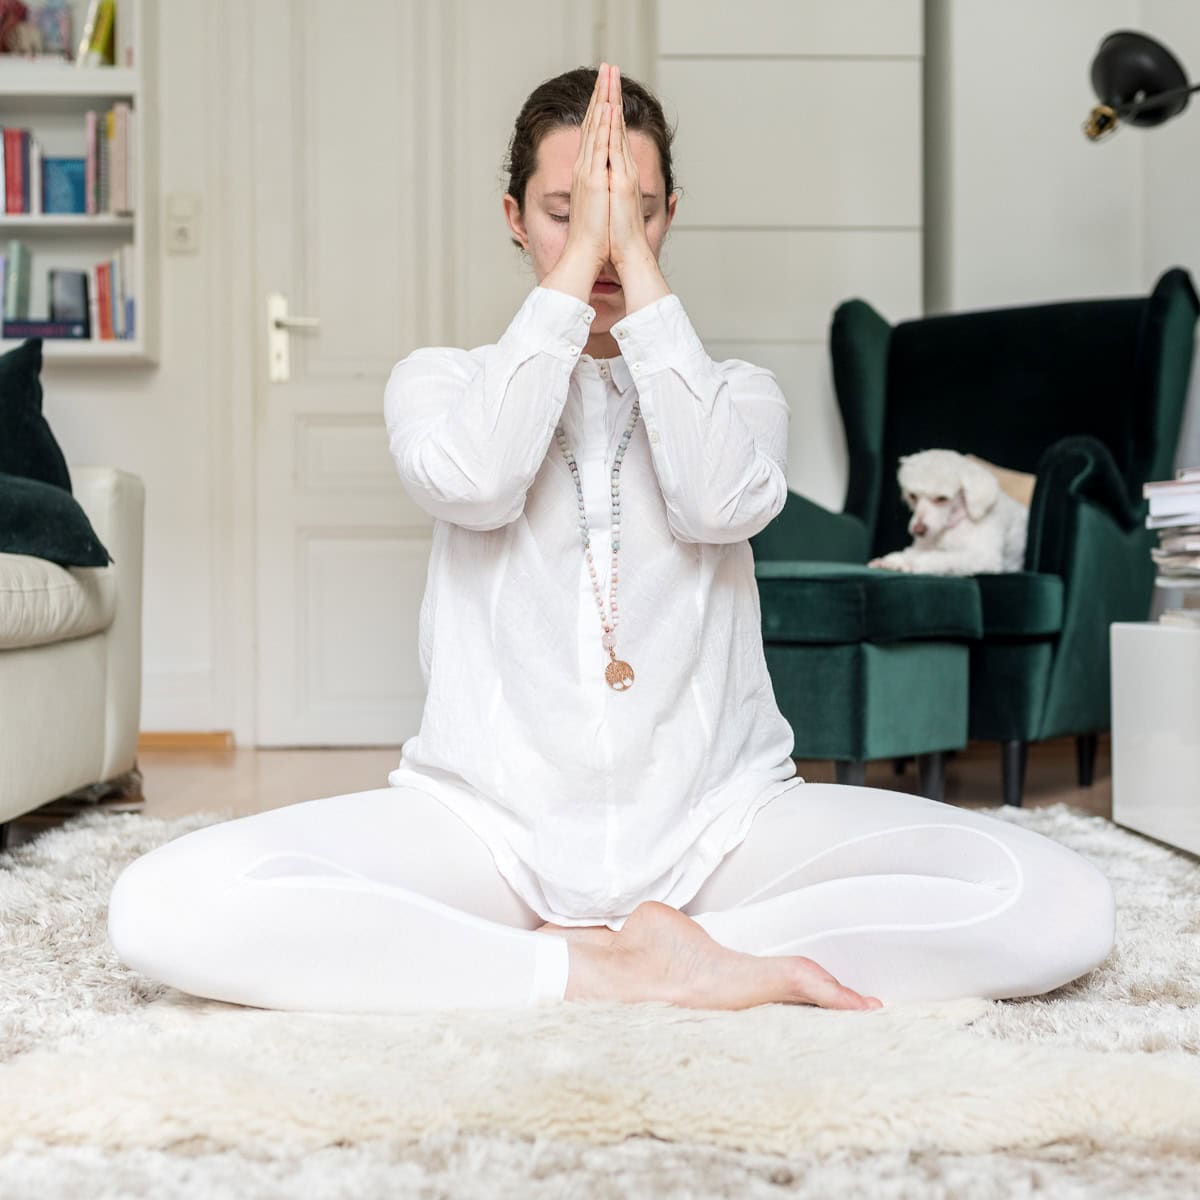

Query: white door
249 0 597 744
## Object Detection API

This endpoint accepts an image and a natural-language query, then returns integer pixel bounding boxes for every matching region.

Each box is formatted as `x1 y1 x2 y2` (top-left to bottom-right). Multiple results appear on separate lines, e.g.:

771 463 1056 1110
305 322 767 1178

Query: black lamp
1085 30 1198 140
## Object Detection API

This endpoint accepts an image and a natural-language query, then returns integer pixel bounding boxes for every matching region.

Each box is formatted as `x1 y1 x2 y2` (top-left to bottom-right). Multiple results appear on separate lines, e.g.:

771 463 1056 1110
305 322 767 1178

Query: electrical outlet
165 193 201 255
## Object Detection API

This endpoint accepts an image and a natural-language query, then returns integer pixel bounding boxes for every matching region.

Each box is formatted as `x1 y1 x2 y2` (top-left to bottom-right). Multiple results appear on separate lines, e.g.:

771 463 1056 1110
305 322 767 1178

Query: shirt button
648 429 660 444
569 345 579 355
584 312 594 323
632 362 642 373
617 329 627 338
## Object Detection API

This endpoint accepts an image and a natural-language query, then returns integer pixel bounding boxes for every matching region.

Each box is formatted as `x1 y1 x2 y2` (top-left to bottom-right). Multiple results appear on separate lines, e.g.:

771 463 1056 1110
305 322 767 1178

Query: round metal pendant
605 659 635 690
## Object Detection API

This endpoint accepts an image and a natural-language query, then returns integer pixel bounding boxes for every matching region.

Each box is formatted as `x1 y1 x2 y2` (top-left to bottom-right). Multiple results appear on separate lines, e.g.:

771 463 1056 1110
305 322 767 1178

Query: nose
912 521 928 537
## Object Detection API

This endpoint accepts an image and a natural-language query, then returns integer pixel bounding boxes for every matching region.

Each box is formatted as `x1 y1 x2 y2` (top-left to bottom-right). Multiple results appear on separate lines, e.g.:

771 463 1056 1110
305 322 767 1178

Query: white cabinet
1111 621 1200 856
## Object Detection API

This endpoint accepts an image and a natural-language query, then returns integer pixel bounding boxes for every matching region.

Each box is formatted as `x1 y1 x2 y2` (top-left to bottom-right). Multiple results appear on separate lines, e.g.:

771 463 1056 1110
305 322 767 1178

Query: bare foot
561 901 884 1012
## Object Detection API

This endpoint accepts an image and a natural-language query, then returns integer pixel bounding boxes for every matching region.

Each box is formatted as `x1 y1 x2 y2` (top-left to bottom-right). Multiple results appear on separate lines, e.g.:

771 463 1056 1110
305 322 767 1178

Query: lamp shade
1090 30 1190 127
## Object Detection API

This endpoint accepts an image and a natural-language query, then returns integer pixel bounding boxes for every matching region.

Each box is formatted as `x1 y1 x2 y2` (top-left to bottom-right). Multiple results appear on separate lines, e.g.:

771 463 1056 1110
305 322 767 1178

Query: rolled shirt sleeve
384 285 596 531
611 292 791 544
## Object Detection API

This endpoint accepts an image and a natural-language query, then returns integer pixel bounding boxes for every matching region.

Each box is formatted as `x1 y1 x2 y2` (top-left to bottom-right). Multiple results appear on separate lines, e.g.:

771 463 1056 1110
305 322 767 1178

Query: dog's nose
912 523 928 537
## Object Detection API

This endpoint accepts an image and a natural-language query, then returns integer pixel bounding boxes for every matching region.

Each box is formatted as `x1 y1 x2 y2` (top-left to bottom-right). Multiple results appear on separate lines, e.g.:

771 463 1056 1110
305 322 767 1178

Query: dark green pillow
0 339 73 493
0 472 113 567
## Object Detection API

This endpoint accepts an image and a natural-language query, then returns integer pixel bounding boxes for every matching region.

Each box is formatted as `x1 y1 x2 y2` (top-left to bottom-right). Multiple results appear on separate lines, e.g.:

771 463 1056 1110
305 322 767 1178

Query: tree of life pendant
605 649 635 690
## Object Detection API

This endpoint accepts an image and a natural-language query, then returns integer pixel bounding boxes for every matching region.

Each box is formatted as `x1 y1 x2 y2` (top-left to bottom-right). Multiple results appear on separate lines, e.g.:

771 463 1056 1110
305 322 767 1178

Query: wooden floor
5 735 1111 850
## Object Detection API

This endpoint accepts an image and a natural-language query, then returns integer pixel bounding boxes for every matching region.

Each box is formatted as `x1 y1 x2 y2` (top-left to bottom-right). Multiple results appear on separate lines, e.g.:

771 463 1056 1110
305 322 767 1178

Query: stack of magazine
1144 466 1200 627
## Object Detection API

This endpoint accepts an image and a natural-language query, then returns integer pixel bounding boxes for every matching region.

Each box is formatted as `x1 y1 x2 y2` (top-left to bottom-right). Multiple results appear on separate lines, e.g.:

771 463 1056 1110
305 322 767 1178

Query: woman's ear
961 459 1000 520
501 194 529 251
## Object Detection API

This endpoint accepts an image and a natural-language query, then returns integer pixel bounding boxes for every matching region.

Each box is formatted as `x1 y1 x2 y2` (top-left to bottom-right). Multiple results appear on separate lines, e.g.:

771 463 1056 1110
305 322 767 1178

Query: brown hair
502 66 680 251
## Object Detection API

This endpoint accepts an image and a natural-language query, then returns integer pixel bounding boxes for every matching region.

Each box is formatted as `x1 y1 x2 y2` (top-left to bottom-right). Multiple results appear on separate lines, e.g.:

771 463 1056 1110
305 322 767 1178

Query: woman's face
503 124 677 324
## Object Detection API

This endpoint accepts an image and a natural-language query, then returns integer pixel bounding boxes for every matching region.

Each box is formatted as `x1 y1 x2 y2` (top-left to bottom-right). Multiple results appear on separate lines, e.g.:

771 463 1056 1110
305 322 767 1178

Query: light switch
166 193 201 254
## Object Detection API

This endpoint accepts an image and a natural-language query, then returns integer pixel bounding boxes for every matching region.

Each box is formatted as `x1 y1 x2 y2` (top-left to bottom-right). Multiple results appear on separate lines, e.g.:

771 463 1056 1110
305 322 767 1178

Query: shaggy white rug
0 801 1198 1198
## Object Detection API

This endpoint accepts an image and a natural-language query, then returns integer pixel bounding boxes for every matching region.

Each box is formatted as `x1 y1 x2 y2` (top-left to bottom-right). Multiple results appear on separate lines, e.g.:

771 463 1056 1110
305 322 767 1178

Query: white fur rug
1 801 1198 1197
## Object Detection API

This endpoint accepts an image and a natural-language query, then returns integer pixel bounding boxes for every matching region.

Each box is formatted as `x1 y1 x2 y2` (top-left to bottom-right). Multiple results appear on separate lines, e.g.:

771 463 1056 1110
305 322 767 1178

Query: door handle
267 292 320 382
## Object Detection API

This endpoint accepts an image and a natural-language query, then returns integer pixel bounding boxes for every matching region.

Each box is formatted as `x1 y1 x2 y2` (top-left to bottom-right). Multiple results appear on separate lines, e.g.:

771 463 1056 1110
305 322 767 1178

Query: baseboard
137 731 237 751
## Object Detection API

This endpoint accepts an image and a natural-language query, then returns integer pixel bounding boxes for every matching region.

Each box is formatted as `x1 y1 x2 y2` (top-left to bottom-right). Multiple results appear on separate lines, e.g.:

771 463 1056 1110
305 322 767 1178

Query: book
1158 535 1200 554
4 129 25 214
42 158 86 214
29 137 41 215
77 0 115 67
2 319 89 339
1147 511 1200 529
85 111 98 215
1147 488 1200 517
49 268 89 335
3 240 30 320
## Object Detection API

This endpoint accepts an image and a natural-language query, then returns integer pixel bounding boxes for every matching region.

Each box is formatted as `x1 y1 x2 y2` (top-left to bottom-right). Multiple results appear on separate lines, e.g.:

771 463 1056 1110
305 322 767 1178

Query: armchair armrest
749 488 870 563
71 465 145 781
1025 436 1141 577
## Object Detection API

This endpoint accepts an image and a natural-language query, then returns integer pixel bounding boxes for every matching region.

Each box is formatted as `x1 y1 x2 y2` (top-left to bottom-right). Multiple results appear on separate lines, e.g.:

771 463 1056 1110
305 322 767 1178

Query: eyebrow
543 190 659 201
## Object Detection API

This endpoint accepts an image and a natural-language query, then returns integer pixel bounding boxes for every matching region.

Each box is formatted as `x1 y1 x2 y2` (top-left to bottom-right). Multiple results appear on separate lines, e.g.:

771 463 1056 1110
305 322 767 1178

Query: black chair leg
1076 733 1098 787
1002 739 1027 806
0 821 8 853
835 760 867 786
917 752 945 803
892 756 911 775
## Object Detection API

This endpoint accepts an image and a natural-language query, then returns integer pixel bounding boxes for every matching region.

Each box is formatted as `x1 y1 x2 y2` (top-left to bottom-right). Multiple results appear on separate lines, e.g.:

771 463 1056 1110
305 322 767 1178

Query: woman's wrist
541 246 603 306
614 251 670 316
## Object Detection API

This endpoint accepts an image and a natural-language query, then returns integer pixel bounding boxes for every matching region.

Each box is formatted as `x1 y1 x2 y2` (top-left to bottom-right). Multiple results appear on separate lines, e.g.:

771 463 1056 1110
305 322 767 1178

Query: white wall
654 0 925 514
31 1 1200 738
39 0 241 734
925 0 1200 469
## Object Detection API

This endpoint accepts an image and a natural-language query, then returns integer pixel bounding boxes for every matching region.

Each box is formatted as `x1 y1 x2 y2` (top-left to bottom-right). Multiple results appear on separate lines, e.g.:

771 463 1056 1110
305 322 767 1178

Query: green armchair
752 267 1199 805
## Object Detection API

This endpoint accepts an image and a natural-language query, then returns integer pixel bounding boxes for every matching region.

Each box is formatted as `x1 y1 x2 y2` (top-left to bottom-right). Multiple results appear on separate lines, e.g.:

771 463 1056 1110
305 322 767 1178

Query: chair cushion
754 561 982 643
0 339 72 492
973 571 1064 637
0 549 116 650
0 472 113 567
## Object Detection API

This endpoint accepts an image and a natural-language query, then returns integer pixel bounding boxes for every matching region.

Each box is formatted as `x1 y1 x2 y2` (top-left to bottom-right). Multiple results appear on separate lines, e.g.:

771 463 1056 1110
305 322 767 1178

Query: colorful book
43 158 86 214
3 240 30 320
2 318 89 340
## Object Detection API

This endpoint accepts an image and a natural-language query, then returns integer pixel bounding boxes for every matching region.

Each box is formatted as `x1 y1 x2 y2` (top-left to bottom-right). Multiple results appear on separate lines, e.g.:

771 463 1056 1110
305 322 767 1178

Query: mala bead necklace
554 392 641 691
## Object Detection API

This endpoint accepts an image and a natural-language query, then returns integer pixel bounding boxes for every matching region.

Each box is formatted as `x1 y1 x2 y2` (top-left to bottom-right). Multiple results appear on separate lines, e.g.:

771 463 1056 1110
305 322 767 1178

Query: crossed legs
106 782 1116 1012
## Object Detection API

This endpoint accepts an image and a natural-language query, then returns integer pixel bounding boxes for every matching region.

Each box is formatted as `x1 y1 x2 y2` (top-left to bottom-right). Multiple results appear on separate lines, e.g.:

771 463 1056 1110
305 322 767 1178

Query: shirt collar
595 354 634 394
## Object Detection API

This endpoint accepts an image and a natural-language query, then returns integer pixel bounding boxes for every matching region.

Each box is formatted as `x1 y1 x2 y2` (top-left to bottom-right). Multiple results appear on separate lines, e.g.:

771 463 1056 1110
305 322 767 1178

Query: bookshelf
0 0 156 364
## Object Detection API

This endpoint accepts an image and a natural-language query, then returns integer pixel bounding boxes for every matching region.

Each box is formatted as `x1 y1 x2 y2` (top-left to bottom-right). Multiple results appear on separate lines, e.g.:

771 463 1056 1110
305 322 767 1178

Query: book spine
85 111 97 215
88 264 100 339
98 262 112 339
19 131 29 214
0 130 5 215
111 253 124 338
127 108 136 215
2 319 89 339
5 130 22 214
100 109 112 214
4 241 30 320
30 137 41 216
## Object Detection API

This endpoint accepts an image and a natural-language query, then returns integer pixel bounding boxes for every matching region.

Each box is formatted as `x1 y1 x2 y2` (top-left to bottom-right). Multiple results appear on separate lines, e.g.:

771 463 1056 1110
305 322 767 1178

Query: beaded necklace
554 371 641 691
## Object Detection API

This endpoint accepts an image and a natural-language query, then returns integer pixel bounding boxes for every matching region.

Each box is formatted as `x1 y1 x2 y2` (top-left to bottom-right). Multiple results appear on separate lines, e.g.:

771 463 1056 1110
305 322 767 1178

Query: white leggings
106 782 1116 1012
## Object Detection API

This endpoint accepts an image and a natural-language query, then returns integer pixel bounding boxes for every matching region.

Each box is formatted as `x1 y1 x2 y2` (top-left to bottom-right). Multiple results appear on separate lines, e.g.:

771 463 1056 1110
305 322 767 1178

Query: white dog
867 449 1029 576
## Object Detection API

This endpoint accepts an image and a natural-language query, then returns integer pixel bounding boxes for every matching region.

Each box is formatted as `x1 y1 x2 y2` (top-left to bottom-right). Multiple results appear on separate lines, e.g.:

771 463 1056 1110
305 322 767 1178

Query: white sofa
0 466 144 843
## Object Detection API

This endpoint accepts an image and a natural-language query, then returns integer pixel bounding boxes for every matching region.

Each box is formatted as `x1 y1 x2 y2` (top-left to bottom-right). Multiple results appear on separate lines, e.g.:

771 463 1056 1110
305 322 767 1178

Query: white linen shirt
383 283 805 931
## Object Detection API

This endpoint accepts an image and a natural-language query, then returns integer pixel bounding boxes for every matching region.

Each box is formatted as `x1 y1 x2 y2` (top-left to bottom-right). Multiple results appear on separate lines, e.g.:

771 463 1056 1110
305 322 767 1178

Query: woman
107 64 1115 1015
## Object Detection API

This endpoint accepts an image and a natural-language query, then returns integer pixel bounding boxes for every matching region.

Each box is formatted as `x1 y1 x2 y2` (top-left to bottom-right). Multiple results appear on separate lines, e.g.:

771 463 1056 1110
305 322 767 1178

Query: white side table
1111 621 1200 856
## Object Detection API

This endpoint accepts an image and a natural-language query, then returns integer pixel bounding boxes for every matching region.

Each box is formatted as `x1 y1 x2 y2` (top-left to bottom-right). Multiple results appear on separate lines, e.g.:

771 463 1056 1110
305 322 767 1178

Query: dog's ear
961 458 1000 520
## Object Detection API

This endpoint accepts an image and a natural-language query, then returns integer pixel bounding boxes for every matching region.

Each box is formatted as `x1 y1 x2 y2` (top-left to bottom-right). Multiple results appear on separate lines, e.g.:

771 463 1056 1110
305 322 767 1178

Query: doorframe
219 0 260 749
